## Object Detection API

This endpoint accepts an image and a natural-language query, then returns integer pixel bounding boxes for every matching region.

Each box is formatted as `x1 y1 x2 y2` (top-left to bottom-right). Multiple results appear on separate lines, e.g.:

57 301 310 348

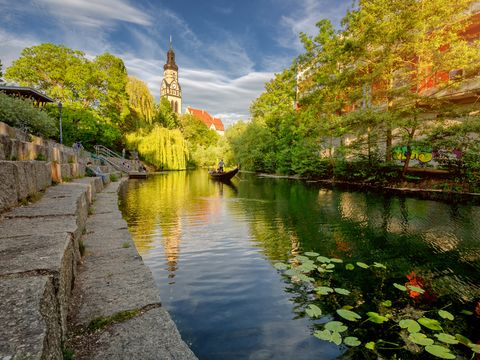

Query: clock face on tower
172 83 177 90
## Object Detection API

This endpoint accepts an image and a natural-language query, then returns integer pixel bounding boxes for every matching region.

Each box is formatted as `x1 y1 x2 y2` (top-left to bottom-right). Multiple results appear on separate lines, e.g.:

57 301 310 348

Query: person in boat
217 159 225 173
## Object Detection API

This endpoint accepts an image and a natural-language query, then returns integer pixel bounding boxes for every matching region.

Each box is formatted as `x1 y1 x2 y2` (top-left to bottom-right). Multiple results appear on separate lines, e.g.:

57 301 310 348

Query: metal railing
94 145 122 159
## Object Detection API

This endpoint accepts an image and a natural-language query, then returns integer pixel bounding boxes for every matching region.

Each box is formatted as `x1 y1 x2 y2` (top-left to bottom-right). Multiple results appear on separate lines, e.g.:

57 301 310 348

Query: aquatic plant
274 253 480 359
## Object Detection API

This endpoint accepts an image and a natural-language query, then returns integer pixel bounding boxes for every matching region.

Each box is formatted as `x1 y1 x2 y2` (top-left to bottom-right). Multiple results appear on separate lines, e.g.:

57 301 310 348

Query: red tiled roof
186 107 225 131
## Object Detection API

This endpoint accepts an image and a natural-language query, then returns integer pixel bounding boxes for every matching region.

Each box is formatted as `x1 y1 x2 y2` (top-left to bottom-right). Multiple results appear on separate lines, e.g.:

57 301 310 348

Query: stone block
34 161 51 191
0 276 62 360
0 233 76 337
13 161 36 200
90 308 197 360
72 177 102 204
8 138 19 160
51 146 61 163
61 163 71 180
0 161 18 213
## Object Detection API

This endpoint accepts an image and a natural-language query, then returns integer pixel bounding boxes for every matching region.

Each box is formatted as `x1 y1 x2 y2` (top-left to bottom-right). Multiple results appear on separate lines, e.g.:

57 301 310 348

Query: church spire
164 37 178 71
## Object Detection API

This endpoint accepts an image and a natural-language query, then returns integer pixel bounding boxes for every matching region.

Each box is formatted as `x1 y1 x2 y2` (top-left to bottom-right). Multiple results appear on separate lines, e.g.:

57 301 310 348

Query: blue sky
0 0 353 126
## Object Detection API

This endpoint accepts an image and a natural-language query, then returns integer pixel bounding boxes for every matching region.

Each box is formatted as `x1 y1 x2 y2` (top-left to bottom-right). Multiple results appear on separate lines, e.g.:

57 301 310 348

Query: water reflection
119 171 480 359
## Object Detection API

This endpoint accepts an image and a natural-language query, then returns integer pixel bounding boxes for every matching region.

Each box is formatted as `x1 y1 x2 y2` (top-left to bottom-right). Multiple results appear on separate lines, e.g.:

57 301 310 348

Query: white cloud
34 0 152 28
277 0 352 50
0 30 38 67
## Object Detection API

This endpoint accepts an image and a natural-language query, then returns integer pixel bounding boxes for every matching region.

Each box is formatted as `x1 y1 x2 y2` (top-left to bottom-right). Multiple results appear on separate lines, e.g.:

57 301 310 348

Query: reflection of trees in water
119 172 218 278
233 178 480 303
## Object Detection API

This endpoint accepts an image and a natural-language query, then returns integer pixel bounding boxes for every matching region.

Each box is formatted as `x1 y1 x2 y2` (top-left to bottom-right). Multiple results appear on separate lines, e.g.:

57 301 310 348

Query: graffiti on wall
392 146 462 163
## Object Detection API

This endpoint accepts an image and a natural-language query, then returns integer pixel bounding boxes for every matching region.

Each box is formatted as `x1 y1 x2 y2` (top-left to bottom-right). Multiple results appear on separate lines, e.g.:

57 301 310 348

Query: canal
119 171 480 359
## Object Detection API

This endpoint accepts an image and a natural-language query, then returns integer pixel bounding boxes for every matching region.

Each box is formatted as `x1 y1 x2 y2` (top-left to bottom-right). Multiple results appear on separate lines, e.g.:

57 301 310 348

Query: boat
209 166 239 181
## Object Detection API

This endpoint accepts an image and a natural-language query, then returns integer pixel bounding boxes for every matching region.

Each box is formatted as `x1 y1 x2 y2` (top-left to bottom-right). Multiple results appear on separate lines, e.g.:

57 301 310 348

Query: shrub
0 92 58 138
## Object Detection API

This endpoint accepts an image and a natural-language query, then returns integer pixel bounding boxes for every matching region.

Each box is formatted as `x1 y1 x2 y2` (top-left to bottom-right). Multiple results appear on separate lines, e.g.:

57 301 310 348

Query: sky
0 0 353 127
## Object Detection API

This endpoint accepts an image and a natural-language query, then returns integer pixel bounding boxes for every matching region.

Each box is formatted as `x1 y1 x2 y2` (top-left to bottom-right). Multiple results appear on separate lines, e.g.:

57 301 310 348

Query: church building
161 39 182 114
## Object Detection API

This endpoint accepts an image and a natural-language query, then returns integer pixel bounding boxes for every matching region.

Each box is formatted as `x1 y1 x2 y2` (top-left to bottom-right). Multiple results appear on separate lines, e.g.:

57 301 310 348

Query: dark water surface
119 171 480 359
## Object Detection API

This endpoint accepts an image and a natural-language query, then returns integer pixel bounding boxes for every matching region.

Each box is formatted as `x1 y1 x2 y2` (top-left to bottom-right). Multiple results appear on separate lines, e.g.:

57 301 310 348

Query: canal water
119 171 480 359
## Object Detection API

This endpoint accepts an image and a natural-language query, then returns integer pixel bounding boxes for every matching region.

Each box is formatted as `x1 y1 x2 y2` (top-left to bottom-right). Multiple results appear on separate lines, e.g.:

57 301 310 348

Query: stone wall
0 122 90 213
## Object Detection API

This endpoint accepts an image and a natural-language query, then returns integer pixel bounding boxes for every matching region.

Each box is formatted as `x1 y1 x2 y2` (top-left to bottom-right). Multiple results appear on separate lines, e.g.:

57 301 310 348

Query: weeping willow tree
126 125 189 170
126 76 155 124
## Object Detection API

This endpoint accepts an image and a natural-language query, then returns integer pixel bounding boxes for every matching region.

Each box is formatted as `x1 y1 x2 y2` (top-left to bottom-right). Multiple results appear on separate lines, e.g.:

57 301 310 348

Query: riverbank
256 172 480 204
0 175 196 359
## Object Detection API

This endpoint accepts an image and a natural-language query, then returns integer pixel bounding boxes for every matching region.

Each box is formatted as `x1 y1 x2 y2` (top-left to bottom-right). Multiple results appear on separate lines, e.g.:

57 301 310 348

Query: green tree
126 76 155 124
153 97 178 129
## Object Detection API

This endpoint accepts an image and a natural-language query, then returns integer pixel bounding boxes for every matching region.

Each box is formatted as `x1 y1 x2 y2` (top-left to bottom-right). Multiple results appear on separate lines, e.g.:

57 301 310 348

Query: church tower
160 37 182 114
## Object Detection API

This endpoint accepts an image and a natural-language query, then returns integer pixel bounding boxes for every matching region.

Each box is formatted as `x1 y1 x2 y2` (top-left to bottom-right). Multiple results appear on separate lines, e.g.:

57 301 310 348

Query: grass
122 242 131 248
87 309 140 333
36 153 47 161
19 192 42 206
109 173 119 182
88 206 95 215
79 240 86 257
62 347 75 360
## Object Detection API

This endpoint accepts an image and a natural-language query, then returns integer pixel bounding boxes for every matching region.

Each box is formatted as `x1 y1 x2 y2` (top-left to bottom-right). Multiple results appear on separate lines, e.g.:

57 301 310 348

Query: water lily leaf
455 334 472 345
334 288 351 295
330 258 343 263
305 252 319 257
345 263 355 271
314 329 332 341
373 262 387 269
418 317 442 331
295 255 310 263
438 310 454 321
399 319 421 333
365 341 375 350
325 321 348 333
435 333 458 345
356 262 369 269
469 343 480 354
331 331 342 346
425 344 456 359
284 269 298 277
381 300 392 307
315 286 333 295
325 263 335 269
305 304 322 318
337 309 361 322
316 256 331 263
406 285 425 294
393 283 407 291
461 310 473 315
297 274 314 283
408 332 434 346
367 312 389 324
274 262 289 270
298 262 316 273
344 337 361 347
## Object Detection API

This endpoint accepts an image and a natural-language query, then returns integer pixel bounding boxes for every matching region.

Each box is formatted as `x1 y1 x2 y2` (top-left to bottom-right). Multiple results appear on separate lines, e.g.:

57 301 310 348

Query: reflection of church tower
161 37 182 114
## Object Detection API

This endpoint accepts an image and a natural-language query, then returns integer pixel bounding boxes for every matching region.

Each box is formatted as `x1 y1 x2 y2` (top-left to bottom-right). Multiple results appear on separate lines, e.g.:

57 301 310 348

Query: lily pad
284 269 298 277
316 256 331 263
305 304 322 318
469 343 480 354
344 336 361 347
297 274 315 283
438 310 454 321
393 283 407 291
356 262 369 269
425 344 456 359
434 333 458 345
274 262 289 270
408 332 434 346
295 255 310 263
330 258 343 263
406 285 425 294
334 288 351 295
399 319 421 333
365 341 375 350
381 300 392 307
305 252 319 257
325 321 348 333
325 263 335 269
330 331 342 345
367 312 389 324
298 262 316 273
345 263 355 270
337 309 361 322
418 317 442 331
314 329 332 341
455 334 472 345
373 262 387 269
315 286 334 295
461 310 473 315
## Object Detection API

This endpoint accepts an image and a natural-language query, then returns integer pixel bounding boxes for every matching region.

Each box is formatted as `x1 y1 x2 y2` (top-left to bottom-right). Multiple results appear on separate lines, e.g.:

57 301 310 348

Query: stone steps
0 176 105 359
